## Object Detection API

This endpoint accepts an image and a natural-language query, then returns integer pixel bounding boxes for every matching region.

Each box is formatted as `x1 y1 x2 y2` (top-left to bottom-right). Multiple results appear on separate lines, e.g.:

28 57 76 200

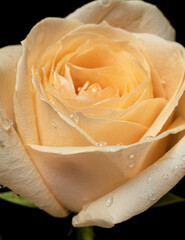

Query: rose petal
72 135 185 228
14 18 83 145
67 0 175 41
27 117 185 213
137 33 185 100
0 45 22 124
0 103 67 217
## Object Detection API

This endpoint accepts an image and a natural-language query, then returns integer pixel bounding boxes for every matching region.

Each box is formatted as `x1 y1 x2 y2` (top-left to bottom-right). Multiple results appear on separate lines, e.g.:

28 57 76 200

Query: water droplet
148 193 156 201
105 196 113 207
181 155 185 161
0 184 5 189
117 142 123 146
69 113 79 124
171 165 178 175
147 176 152 183
99 0 111 7
161 80 166 85
96 141 108 147
51 120 57 128
163 173 169 179
0 117 13 131
129 162 134 168
128 154 135 159
144 136 154 141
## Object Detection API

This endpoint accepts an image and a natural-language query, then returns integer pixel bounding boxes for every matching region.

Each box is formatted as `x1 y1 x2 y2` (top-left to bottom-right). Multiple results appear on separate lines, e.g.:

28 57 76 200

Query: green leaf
153 192 185 207
76 227 94 240
0 191 37 208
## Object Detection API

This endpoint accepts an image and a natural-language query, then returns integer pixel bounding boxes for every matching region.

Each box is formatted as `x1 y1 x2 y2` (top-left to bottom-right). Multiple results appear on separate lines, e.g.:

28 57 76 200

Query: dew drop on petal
0 117 13 131
128 154 135 159
129 162 134 168
162 173 169 179
69 113 79 125
96 141 108 147
148 193 156 201
171 165 178 175
117 142 123 146
105 196 113 207
51 120 57 128
147 176 152 183
99 0 111 7
144 136 154 141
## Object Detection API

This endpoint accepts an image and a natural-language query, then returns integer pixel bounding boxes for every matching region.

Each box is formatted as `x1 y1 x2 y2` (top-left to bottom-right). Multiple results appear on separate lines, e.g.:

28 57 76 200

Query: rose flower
0 0 185 228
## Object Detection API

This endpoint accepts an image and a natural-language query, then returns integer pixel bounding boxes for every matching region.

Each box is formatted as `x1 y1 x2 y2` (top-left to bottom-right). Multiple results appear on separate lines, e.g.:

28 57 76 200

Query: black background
0 1 185 239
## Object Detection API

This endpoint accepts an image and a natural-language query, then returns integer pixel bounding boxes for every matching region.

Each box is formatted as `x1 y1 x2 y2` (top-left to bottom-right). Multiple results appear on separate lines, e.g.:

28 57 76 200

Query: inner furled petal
69 43 116 68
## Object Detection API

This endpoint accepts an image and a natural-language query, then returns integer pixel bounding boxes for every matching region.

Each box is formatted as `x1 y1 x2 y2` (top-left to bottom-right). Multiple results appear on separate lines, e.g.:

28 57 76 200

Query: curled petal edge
72 135 185 228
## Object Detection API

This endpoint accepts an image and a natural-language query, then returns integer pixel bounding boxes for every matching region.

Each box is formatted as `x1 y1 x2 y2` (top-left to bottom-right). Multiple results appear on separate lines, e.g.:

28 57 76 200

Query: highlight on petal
72 136 185 228
0 45 22 124
0 103 67 217
67 0 175 41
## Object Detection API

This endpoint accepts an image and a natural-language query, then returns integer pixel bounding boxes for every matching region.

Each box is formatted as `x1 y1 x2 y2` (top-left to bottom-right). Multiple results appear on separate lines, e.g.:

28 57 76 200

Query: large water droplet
69 113 79 125
128 162 134 168
1 117 13 131
162 173 169 179
96 141 108 147
144 136 154 141
148 193 156 201
128 154 135 159
105 196 113 207
51 120 57 128
99 0 111 7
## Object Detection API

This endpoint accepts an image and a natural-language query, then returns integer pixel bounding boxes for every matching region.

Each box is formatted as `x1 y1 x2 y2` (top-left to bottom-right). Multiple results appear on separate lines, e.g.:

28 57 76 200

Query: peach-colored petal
0 45 22 124
14 18 83 145
28 117 185 214
72 135 185 228
0 103 67 217
137 33 185 100
67 0 175 41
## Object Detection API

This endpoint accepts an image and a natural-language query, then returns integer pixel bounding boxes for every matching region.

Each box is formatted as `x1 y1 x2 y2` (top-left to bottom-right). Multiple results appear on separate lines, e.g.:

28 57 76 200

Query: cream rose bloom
1 0 185 228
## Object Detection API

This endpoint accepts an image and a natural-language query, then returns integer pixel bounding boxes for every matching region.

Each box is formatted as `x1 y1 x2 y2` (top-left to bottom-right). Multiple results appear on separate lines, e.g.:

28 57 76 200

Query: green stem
76 227 94 240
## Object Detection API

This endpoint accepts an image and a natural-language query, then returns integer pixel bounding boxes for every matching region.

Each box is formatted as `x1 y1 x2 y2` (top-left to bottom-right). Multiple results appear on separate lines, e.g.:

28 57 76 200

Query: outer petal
67 0 175 41
72 136 185 228
0 45 22 123
0 103 67 217
14 18 83 145
27 118 185 212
